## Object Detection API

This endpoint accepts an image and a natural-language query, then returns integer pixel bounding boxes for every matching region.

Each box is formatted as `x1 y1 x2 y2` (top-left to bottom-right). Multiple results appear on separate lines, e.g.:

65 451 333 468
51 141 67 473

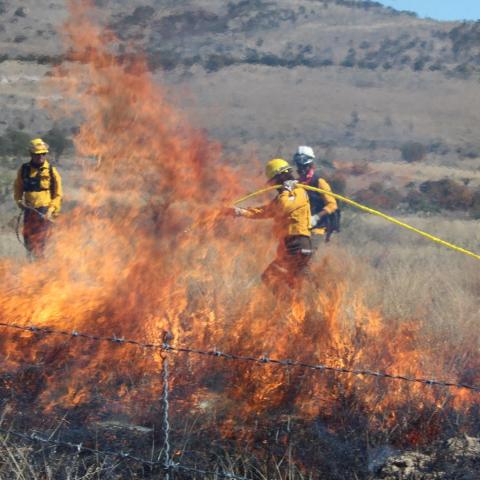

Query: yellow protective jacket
14 160 63 214
305 175 337 235
242 185 311 239
311 177 337 215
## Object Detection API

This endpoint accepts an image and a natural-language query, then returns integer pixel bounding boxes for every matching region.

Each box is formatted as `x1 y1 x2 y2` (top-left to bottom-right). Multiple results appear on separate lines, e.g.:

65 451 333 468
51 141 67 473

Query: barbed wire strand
0 321 479 393
0 426 157 465
0 427 250 480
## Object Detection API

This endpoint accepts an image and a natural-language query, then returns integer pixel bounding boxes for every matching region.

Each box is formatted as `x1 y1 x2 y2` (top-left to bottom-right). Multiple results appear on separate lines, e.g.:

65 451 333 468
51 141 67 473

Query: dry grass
1 205 478 479
1 3 479 478
0 429 315 480
340 212 478 314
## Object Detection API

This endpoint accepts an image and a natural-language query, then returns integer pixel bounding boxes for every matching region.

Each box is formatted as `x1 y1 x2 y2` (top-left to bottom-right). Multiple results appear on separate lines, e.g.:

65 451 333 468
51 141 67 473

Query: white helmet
296 146 315 159
294 145 315 169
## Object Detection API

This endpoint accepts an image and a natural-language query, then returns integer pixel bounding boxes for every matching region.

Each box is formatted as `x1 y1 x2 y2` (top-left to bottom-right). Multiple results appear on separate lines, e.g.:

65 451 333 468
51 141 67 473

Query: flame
0 0 478 449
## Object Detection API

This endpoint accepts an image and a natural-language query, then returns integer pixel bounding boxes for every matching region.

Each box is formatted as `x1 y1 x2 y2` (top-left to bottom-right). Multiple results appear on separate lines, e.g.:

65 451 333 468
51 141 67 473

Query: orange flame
0 0 477 447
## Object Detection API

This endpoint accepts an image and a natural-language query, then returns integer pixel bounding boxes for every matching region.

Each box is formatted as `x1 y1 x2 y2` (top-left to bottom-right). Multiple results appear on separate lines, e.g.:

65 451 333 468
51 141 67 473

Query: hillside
0 0 480 169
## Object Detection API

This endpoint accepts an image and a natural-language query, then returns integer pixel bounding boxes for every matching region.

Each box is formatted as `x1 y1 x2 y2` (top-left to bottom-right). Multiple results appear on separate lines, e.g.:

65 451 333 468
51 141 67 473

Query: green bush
0 128 31 158
341 48 356 67
0 126 73 162
405 189 439 213
44 126 73 162
401 142 426 163
470 189 480 219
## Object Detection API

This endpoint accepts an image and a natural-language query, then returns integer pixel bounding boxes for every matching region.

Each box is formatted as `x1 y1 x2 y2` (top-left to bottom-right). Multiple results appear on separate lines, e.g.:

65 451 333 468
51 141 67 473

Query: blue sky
379 1 480 21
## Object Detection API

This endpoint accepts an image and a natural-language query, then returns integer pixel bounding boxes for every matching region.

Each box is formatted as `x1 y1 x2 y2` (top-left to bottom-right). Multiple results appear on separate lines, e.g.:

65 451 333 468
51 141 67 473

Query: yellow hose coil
234 184 480 262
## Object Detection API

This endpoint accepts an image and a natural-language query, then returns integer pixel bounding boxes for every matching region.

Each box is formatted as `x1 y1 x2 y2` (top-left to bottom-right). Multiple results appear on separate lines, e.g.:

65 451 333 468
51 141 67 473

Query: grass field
0 174 478 479
0 1 479 476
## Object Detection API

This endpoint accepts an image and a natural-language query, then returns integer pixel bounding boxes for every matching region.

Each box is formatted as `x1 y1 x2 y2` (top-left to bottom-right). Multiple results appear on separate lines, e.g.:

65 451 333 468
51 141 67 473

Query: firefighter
14 138 62 258
293 146 338 248
229 158 313 292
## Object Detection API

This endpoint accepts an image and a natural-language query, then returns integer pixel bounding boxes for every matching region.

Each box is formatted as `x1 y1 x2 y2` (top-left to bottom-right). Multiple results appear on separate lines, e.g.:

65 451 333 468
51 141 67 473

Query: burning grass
0 1 479 478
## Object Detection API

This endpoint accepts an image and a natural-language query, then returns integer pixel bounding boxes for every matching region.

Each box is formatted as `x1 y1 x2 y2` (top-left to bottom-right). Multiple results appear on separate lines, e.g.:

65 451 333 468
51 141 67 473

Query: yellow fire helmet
29 138 49 155
265 158 292 181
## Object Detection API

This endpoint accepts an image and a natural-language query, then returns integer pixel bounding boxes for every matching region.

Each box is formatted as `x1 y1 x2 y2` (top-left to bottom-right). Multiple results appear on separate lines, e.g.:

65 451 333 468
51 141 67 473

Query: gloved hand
282 180 298 192
224 207 247 217
233 207 248 217
310 211 327 228
16 200 26 210
45 208 55 221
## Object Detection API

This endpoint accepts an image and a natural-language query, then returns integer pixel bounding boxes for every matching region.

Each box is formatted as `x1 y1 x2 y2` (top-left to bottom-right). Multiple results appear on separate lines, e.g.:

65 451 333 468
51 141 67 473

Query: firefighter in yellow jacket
14 138 62 258
230 158 312 292
293 146 338 247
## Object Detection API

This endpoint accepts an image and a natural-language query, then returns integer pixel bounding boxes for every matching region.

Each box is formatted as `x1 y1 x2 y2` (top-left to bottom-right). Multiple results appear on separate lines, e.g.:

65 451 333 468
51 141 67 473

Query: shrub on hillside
405 189 439 213
406 179 474 213
456 144 480 159
350 161 370 176
204 54 235 72
44 126 74 162
354 182 402 210
401 142 426 162
470 190 480 219
14 7 28 17
419 179 474 210
428 142 450 155
0 127 73 162
341 48 356 67
0 128 31 158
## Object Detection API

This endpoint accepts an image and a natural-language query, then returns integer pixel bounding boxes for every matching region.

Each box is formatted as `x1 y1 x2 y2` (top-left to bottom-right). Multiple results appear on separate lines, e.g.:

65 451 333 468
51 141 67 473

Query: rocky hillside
0 0 479 172
3 1 480 76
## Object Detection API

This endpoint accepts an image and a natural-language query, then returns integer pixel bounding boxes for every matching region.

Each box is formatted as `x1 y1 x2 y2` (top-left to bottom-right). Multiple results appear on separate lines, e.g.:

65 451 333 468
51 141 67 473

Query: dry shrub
350 161 370 176
419 179 473 210
354 182 402 210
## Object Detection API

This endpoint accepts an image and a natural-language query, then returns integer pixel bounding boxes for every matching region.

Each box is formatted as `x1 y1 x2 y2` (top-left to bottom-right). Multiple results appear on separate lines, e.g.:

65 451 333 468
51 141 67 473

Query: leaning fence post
161 331 174 479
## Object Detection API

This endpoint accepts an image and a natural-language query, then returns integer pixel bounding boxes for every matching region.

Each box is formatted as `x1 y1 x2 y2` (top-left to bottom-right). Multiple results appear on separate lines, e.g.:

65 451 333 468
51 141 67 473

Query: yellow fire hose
234 184 480 262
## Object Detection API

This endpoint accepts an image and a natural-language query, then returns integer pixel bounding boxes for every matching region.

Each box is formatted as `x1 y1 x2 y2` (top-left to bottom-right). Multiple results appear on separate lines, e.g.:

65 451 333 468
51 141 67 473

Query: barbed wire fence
0 426 248 480
1 321 479 392
0 320 479 479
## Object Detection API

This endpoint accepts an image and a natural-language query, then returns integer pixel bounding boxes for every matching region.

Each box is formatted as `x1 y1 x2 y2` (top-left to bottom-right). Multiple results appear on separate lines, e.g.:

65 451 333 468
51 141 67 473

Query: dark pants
261 235 313 292
23 207 51 258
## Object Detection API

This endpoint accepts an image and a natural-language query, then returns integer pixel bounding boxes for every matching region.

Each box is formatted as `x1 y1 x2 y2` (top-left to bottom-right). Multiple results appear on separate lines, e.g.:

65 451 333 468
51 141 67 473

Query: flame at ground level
0 0 478 452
